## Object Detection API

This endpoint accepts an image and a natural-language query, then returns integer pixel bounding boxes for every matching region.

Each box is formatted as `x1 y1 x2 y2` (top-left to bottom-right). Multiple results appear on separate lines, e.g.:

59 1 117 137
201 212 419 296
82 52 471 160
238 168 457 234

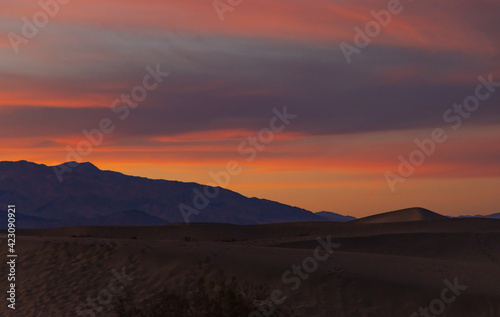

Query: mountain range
0 161 351 228
0 161 497 229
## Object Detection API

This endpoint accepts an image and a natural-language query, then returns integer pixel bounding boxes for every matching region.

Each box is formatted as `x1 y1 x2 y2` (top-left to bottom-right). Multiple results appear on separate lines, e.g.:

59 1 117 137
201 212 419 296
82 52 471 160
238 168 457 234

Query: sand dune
2 218 500 316
352 207 448 224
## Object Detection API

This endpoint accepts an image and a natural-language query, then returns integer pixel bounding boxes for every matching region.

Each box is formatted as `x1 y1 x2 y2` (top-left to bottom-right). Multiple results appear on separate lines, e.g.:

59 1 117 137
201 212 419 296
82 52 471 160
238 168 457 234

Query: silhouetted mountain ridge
456 213 500 220
0 161 326 228
315 211 356 222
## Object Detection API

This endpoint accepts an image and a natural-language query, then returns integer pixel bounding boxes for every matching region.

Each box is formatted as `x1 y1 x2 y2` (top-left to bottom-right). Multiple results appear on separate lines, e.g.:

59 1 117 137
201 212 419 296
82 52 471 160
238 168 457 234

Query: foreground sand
1 219 500 316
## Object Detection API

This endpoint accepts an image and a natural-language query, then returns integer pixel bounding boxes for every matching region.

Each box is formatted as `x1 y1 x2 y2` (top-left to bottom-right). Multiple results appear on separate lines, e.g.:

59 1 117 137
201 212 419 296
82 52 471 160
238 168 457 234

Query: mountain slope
315 211 356 222
457 213 500 220
0 161 324 228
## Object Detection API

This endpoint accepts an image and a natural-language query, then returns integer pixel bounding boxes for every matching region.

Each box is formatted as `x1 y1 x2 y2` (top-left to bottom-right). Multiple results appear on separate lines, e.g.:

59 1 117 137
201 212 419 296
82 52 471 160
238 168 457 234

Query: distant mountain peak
56 161 99 168
69 161 100 172
0 160 99 170
0 160 48 174
0 160 43 167
315 211 356 222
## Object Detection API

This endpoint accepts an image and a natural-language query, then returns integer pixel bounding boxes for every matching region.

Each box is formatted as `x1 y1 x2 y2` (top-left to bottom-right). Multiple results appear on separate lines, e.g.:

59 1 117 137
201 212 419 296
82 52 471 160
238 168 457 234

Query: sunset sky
1 0 499 217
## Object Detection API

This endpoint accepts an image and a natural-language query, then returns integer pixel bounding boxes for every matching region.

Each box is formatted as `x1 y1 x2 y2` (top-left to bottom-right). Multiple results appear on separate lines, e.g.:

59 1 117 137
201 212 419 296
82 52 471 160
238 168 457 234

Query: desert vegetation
115 274 291 317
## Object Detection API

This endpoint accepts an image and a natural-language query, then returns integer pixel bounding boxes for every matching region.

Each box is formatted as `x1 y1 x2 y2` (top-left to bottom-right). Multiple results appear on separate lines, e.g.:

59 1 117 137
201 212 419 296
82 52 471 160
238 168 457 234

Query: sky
1 0 499 217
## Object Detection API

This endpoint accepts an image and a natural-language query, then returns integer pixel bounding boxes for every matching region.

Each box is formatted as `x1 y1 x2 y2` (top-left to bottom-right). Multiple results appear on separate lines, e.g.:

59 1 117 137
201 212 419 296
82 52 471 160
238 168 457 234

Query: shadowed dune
352 207 448 224
2 214 500 316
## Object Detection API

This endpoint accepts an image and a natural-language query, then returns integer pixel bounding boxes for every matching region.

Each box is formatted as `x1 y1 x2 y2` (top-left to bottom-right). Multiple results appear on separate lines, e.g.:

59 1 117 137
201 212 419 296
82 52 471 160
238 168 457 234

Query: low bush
115 273 290 316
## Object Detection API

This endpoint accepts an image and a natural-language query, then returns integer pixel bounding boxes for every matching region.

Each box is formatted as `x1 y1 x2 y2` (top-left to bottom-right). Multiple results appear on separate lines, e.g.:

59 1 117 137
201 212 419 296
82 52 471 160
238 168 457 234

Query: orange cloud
2 0 499 217
3 0 495 54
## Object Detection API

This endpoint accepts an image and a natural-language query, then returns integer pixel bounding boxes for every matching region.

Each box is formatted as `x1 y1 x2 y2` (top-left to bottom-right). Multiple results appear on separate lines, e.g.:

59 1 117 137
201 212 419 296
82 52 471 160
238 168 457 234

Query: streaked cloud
1 0 499 216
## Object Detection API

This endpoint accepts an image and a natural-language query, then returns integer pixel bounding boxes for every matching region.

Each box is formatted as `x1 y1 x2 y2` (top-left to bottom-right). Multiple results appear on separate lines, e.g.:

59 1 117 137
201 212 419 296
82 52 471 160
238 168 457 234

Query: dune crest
353 207 448 224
